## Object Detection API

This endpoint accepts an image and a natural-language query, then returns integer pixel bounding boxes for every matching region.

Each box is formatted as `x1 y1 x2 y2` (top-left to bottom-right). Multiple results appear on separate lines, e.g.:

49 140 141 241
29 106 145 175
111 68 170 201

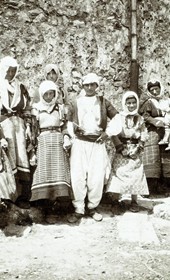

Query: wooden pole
130 0 139 95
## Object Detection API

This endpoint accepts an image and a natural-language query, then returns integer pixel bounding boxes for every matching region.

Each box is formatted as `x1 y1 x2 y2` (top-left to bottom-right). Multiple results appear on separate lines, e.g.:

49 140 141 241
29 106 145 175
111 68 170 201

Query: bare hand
0 138 8 149
25 125 32 140
96 132 108 144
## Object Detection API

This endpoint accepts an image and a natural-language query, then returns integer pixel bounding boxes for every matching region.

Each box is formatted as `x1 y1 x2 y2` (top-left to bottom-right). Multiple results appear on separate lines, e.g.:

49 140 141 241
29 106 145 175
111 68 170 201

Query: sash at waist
76 133 100 142
40 126 61 133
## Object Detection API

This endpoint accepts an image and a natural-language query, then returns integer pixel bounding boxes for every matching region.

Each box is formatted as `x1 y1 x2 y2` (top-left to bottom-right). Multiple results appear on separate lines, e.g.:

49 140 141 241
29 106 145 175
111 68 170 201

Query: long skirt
160 146 170 178
0 149 17 202
106 152 149 195
142 131 161 178
1 117 30 181
31 132 70 201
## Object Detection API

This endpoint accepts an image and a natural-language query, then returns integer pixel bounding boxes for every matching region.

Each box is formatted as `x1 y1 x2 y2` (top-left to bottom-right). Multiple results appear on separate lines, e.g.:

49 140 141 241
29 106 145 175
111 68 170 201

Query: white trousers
70 139 111 214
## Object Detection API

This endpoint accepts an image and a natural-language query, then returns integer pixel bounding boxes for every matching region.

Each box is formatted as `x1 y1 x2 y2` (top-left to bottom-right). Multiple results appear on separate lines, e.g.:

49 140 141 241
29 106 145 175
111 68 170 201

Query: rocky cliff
0 0 169 108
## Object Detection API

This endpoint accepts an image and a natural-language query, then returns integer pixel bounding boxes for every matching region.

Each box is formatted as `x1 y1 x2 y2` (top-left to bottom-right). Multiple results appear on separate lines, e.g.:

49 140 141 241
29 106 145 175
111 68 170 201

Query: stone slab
118 212 160 245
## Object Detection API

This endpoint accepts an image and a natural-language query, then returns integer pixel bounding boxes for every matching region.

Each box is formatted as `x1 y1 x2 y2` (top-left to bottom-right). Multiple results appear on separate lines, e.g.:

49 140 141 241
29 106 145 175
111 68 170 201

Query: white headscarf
35 80 58 113
121 91 139 116
44 64 60 82
82 73 100 87
0 56 25 112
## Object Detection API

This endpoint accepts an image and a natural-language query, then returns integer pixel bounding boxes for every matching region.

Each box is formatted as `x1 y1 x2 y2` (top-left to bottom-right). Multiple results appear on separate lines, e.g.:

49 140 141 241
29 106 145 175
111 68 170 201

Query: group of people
0 55 170 223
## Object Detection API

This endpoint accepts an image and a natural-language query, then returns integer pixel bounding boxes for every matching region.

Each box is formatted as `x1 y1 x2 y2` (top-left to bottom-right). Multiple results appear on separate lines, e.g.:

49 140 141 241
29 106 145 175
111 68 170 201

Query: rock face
0 0 169 107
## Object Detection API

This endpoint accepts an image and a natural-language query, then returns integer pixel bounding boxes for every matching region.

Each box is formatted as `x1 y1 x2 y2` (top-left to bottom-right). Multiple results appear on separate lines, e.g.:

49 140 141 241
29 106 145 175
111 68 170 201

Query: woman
139 80 170 193
0 125 17 209
44 63 65 105
30 80 71 208
106 91 149 213
0 56 32 209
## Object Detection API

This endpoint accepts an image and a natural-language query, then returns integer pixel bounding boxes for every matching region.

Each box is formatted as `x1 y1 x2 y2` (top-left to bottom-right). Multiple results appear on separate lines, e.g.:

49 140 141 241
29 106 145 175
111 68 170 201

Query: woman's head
44 64 60 83
0 56 18 81
39 80 58 104
147 80 163 100
122 91 139 115
147 81 161 98
82 73 100 97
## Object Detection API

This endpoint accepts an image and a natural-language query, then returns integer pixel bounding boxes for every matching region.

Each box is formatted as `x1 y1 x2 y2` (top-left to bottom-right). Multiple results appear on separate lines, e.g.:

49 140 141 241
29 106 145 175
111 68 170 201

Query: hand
30 154 37 166
25 125 32 140
96 132 108 144
63 135 72 151
0 138 8 149
128 146 138 159
164 119 170 126
155 120 164 128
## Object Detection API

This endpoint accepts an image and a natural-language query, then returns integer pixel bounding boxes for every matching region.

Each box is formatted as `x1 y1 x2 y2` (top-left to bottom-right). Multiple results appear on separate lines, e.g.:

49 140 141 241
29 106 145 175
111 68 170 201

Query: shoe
165 146 170 151
67 213 83 223
88 210 103 221
0 201 7 212
16 200 30 209
129 201 140 212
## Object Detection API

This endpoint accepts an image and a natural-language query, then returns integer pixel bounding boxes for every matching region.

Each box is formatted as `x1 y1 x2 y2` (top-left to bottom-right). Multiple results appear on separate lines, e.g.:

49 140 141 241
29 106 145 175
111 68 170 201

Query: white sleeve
106 113 122 137
67 121 75 138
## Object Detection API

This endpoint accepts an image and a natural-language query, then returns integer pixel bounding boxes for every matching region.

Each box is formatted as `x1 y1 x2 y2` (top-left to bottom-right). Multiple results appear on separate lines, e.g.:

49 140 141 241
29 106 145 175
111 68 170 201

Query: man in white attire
67 73 121 223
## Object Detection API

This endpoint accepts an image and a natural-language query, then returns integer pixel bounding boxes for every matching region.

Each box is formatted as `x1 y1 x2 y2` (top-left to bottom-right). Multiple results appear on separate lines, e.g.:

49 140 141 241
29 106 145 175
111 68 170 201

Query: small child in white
157 92 170 151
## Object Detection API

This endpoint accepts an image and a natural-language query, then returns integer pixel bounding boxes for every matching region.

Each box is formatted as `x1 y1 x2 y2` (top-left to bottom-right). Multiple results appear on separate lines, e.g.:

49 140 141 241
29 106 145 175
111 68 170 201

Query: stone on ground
118 212 160 245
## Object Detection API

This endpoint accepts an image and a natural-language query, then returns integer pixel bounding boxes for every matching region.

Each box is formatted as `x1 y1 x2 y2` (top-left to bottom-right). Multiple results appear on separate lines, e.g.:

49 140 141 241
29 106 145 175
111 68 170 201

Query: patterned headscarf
146 79 164 100
146 79 164 111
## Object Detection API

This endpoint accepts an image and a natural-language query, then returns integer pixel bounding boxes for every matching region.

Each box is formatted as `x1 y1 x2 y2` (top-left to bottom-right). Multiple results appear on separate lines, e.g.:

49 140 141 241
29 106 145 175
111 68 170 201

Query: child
106 91 149 213
30 80 71 209
156 92 170 151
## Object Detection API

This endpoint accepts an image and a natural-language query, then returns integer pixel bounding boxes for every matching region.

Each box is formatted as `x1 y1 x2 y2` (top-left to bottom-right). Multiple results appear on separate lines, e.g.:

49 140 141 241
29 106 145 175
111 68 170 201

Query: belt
120 138 139 144
40 126 61 133
3 112 22 118
76 134 100 143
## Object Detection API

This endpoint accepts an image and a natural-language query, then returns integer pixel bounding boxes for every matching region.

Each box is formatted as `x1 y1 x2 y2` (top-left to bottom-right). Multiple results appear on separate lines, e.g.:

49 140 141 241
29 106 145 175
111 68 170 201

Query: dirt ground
0 196 170 280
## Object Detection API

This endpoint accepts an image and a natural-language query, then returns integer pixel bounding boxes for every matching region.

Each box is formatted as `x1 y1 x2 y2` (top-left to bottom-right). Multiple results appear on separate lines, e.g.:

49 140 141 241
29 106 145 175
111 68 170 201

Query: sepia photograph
0 0 170 279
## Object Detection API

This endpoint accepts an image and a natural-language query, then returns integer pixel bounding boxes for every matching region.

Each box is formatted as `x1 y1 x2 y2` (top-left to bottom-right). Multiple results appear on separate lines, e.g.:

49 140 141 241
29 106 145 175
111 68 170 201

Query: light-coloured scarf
121 91 139 116
0 56 26 112
44 64 60 82
34 80 58 114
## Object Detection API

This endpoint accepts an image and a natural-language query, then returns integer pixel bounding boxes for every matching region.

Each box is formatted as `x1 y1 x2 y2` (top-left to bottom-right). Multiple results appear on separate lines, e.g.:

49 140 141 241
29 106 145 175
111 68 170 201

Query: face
46 69 58 83
149 86 161 97
83 83 98 96
5 66 17 81
43 90 55 103
125 97 137 112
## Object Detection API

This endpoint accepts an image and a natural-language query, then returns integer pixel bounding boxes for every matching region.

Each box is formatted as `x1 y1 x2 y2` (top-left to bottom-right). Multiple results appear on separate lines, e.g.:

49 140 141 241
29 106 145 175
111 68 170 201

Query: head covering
121 91 139 116
44 64 60 81
37 80 58 112
146 79 163 100
0 56 24 112
147 81 161 92
82 73 100 87
0 56 19 80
